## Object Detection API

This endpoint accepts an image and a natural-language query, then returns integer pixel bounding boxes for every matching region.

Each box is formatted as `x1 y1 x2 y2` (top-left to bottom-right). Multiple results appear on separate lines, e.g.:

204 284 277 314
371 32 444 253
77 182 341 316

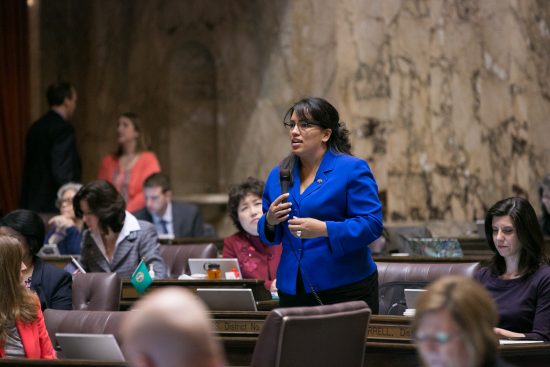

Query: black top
20 110 81 212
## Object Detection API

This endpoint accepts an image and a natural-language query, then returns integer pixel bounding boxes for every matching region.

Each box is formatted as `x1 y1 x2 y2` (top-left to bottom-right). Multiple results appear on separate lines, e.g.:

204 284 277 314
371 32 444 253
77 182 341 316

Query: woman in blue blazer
258 97 383 311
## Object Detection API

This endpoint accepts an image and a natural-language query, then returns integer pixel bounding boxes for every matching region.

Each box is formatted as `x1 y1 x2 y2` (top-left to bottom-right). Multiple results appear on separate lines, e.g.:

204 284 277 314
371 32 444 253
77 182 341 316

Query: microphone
279 168 291 203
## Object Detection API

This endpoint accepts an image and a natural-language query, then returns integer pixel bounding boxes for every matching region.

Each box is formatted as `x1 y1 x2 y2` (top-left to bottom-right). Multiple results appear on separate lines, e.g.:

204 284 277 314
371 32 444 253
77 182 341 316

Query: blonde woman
413 276 505 367
0 235 56 358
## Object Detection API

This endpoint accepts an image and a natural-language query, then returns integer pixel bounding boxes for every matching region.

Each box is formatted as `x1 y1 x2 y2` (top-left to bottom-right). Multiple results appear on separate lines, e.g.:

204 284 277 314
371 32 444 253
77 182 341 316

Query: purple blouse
475 265 550 340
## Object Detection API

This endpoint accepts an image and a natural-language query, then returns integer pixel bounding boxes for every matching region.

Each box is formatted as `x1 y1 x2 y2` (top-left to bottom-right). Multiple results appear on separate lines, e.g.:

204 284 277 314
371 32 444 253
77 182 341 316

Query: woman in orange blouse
98 113 161 212
0 235 56 359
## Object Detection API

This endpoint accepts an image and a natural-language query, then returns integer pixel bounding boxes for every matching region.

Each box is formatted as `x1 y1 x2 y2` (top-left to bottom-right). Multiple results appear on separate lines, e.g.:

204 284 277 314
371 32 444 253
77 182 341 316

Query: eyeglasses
283 120 320 132
414 331 458 345
56 197 74 208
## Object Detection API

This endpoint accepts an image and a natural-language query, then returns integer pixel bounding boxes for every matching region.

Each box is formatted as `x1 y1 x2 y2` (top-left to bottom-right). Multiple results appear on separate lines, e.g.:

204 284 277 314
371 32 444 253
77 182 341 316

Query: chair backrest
376 261 480 315
159 243 218 277
250 301 371 367
72 272 121 311
44 309 127 350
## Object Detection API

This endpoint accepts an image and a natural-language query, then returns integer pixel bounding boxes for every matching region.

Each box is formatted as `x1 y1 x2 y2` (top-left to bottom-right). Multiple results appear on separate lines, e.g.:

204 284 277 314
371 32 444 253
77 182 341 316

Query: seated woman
223 177 282 291
539 175 550 237
46 182 83 254
413 276 504 367
0 210 72 311
98 112 161 212
74 179 168 279
475 197 550 340
0 235 56 359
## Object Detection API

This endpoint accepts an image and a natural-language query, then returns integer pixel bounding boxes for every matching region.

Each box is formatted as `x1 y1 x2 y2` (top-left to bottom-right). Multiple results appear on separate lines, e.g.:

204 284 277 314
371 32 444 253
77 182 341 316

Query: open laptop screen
56 333 125 361
196 288 257 311
188 258 242 279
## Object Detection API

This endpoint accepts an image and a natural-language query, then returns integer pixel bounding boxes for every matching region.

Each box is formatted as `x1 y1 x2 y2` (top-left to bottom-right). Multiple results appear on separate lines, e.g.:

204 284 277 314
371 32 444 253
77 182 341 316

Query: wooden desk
39 255 73 269
120 279 271 310
213 313 550 366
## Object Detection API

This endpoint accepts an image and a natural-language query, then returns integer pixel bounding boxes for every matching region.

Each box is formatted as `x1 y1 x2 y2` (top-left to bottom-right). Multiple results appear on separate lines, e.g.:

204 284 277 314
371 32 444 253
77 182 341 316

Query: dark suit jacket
21 110 81 212
133 201 204 237
31 256 72 311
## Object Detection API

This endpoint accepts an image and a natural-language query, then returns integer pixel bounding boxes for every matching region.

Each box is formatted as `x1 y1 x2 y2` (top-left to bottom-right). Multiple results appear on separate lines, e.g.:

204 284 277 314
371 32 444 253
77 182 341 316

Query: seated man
133 173 206 238
122 287 226 367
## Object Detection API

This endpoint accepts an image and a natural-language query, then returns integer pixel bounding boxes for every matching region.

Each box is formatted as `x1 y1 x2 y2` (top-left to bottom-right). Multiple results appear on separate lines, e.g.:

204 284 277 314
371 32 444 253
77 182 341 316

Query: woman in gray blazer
74 180 167 279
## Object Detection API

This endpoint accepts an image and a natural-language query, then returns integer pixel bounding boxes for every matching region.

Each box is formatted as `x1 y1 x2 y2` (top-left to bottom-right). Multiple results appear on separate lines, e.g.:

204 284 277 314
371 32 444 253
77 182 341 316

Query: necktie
160 219 169 234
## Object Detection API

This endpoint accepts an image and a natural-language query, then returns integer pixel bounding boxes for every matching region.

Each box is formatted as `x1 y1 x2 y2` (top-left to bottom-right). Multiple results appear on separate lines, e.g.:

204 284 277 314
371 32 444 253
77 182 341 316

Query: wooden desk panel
214 313 550 366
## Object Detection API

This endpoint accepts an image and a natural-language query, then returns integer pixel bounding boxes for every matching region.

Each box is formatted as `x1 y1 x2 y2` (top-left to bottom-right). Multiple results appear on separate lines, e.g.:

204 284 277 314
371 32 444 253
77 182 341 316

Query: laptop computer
196 288 257 311
406 238 464 257
404 288 426 309
188 258 242 279
56 333 125 361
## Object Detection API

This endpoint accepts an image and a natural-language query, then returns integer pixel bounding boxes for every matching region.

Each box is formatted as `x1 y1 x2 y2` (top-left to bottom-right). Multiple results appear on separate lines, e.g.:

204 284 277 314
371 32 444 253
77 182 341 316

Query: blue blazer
31 257 72 310
258 150 383 295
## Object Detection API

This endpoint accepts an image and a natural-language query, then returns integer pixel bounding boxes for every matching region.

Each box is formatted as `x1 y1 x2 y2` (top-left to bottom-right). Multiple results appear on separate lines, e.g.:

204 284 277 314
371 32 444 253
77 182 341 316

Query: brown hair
115 112 150 157
412 276 498 367
0 235 38 343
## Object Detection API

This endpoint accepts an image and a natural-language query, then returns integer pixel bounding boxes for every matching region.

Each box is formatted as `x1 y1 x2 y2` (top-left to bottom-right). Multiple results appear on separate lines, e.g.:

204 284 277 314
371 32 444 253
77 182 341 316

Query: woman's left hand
288 217 328 239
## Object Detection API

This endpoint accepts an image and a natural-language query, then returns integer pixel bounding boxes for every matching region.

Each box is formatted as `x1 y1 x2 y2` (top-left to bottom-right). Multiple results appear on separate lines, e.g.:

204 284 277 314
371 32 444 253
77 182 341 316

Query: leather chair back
44 309 127 350
377 261 480 314
72 272 122 311
159 243 218 277
250 301 371 367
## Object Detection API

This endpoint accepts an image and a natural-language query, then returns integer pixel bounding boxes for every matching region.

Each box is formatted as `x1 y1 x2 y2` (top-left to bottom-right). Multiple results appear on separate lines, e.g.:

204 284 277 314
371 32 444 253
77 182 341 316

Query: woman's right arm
97 155 113 181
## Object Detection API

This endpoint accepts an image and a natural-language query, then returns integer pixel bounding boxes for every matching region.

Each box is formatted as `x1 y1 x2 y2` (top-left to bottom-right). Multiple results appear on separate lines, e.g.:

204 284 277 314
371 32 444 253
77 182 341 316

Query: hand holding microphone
266 193 292 226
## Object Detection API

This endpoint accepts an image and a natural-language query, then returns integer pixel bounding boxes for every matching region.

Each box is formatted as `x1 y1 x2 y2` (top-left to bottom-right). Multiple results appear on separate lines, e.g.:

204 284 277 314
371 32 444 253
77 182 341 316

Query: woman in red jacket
0 235 55 359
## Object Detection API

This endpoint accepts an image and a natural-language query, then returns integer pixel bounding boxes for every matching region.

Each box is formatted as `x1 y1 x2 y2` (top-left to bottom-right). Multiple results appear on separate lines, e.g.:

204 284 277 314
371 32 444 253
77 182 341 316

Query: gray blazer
80 220 168 279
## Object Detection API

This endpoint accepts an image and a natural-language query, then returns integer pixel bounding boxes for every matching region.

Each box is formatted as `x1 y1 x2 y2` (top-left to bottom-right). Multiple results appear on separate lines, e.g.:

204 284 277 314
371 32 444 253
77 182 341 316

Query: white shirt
91 211 141 263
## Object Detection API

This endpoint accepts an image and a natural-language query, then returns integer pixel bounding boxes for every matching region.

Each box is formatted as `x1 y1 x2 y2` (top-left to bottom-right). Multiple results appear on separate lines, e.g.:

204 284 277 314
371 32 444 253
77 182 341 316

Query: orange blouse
98 151 161 212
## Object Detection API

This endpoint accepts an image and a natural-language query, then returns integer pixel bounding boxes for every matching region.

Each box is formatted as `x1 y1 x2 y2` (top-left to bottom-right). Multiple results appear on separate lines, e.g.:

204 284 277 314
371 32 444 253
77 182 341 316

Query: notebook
56 333 125 361
188 258 242 279
196 288 257 311
404 288 426 309
406 238 464 257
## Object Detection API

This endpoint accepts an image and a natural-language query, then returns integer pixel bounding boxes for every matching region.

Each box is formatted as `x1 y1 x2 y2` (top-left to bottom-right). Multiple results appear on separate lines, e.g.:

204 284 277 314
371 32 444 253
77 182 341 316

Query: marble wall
35 0 550 231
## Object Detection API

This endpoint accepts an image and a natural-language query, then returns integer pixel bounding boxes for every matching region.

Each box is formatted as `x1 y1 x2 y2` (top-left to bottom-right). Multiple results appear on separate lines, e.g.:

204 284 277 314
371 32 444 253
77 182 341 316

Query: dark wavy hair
227 177 265 233
484 197 549 276
539 175 550 237
280 97 352 184
0 209 45 256
73 180 126 234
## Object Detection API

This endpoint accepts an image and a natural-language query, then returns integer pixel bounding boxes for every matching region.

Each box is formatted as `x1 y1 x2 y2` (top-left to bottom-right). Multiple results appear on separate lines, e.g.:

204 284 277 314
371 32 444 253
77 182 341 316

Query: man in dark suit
20 82 81 212
133 173 206 238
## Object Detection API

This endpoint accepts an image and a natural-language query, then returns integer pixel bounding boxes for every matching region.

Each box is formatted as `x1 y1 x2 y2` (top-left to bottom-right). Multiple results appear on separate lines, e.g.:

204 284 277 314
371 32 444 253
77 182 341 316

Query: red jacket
0 306 56 359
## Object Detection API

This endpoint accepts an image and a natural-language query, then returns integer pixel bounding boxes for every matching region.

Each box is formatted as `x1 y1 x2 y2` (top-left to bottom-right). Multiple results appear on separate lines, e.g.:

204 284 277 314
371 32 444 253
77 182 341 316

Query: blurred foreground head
412 276 499 367
122 287 225 367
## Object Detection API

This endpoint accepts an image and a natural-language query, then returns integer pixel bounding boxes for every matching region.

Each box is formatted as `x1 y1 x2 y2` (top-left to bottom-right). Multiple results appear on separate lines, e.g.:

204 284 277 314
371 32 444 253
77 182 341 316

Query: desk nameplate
214 319 264 334
211 315 413 341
